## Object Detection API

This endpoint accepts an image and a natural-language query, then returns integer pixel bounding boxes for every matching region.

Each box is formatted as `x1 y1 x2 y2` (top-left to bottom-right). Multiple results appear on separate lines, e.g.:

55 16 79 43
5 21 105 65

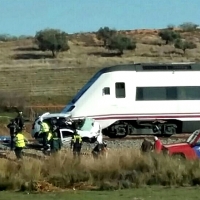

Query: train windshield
61 70 103 113
186 130 200 144
78 118 94 131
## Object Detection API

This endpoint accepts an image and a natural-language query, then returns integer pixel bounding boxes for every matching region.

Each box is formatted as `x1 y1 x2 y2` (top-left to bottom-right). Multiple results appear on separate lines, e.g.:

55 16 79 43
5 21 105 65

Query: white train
61 62 200 138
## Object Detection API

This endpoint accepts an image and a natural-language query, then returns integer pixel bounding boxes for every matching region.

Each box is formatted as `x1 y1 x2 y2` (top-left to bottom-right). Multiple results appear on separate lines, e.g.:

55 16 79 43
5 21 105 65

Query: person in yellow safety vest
13 128 29 160
38 121 51 151
70 132 82 158
44 131 53 153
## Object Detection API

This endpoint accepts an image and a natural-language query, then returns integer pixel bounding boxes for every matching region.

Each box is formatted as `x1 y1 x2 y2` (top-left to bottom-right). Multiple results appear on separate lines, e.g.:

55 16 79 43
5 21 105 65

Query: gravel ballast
0 137 187 158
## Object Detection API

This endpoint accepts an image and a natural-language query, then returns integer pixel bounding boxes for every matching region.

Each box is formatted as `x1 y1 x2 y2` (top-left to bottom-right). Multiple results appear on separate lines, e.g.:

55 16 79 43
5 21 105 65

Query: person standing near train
154 136 163 153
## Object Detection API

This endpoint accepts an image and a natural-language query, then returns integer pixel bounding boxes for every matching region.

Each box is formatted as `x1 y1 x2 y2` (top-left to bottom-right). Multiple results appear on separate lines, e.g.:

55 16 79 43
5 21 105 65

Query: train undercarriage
102 119 183 138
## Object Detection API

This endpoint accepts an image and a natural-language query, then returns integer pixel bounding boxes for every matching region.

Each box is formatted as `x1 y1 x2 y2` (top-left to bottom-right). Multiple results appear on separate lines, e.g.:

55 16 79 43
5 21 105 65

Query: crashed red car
162 129 200 160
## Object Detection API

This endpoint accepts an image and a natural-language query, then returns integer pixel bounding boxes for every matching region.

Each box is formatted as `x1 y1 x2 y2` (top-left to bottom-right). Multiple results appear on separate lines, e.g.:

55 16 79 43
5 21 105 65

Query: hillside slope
0 29 200 106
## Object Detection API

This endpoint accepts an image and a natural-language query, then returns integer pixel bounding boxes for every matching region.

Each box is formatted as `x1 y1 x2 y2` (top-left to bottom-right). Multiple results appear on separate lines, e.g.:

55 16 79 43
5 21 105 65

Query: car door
59 128 74 145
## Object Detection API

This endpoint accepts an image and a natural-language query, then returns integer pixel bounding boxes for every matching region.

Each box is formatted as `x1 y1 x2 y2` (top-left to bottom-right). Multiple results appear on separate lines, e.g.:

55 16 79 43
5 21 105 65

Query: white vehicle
60 62 200 138
31 112 103 145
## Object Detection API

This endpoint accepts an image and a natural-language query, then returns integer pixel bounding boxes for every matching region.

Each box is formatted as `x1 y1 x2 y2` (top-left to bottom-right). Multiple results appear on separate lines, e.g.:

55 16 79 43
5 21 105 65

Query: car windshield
186 130 200 144
78 118 94 131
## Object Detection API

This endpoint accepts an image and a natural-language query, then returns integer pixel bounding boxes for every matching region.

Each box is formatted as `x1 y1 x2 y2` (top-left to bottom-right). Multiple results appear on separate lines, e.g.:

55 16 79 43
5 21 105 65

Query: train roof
99 62 200 74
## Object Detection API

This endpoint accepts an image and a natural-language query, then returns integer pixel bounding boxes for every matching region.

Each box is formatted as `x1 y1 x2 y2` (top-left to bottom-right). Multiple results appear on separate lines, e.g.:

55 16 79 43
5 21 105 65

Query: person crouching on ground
13 128 29 160
140 138 154 153
154 136 163 153
92 141 108 159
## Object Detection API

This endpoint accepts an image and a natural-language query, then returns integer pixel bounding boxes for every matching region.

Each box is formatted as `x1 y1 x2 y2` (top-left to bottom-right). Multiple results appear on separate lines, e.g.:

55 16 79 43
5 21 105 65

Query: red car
162 130 200 160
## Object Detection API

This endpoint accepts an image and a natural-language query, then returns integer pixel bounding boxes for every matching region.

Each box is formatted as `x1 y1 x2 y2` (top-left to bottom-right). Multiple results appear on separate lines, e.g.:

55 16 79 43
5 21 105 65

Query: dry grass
1 149 200 191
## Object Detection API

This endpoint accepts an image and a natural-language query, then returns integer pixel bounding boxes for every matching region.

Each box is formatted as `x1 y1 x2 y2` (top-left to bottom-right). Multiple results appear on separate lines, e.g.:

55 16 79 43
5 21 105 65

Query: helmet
154 136 158 141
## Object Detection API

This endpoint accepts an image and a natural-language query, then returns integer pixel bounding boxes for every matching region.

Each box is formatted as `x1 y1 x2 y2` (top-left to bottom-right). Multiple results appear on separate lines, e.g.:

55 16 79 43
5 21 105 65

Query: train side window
184 86 200 100
142 87 166 100
166 87 177 100
115 82 126 98
102 87 110 95
136 87 143 100
136 87 166 100
136 86 200 101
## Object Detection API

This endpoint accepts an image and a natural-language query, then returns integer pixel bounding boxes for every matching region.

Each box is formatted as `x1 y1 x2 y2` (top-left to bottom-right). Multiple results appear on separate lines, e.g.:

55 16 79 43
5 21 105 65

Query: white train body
61 63 200 138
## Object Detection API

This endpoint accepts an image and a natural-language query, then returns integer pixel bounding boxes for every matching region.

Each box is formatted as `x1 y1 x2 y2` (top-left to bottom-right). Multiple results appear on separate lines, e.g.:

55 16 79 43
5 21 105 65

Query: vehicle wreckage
31 112 103 145
162 129 200 160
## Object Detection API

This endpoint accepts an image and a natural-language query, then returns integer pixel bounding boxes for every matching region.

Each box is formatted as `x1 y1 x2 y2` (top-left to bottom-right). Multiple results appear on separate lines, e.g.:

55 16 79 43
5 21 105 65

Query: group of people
70 127 108 159
7 111 27 159
37 119 62 155
37 118 108 159
71 133 108 159
6 112 108 160
140 136 163 153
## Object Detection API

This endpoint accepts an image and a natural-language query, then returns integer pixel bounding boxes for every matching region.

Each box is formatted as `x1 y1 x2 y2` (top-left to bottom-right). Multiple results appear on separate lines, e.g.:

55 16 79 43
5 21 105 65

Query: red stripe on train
92 115 200 120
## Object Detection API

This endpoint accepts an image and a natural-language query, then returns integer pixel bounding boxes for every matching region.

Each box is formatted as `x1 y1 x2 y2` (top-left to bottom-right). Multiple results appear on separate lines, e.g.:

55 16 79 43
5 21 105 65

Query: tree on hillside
179 22 199 32
106 34 136 55
158 30 181 45
35 29 69 58
167 24 175 30
174 39 197 54
0 34 18 42
96 27 117 46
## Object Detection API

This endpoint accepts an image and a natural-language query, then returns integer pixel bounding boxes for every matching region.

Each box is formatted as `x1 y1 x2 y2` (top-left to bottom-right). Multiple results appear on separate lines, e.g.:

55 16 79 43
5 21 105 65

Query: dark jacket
51 131 62 150
7 120 18 136
51 138 62 150
70 134 82 149
141 139 153 152
15 115 24 129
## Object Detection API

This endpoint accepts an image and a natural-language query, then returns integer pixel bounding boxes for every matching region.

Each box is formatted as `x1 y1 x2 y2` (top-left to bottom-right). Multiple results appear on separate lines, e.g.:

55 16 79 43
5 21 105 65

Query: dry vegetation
1 149 200 192
0 29 200 108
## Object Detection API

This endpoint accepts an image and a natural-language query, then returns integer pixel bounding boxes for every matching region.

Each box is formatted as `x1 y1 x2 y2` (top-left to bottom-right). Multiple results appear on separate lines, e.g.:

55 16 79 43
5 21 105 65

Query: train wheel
103 123 132 138
163 124 177 136
105 129 127 138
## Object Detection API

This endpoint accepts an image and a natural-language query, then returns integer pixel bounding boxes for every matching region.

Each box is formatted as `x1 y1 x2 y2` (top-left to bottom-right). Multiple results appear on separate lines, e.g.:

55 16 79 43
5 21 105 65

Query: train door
102 85 115 111
113 81 128 113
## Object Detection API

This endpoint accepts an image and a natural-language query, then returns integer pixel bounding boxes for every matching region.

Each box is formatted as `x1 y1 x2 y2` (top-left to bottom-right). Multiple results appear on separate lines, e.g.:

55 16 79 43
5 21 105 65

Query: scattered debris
26 181 61 192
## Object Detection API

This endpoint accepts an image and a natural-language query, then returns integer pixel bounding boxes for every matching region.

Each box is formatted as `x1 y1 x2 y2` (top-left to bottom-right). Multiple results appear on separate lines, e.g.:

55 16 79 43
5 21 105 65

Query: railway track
0 133 190 145
103 133 190 141
26 133 192 143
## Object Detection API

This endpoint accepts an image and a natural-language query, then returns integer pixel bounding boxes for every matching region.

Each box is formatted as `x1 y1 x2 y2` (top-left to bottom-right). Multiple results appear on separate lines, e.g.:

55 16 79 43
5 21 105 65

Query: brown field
0 29 200 107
